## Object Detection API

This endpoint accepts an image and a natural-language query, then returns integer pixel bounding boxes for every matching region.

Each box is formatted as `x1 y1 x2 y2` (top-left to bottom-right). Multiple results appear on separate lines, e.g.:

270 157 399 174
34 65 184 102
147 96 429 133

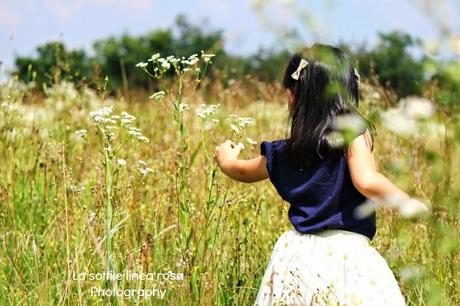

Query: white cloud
43 0 84 20
43 0 154 21
0 2 22 28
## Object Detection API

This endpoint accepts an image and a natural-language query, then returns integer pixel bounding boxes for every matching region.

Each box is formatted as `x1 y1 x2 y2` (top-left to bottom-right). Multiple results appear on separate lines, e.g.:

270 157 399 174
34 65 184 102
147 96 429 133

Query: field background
1 1 460 305
0 70 459 305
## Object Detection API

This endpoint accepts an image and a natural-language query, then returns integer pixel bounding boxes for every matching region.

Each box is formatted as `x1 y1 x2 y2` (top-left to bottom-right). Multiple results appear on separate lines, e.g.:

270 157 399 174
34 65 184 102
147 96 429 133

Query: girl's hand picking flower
214 140 268 183
214 140 244 170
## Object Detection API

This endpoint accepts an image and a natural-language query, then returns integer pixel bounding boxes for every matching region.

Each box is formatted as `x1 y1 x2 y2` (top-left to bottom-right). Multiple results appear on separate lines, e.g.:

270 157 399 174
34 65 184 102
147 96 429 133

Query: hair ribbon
354 68 361 82
291 59 309 80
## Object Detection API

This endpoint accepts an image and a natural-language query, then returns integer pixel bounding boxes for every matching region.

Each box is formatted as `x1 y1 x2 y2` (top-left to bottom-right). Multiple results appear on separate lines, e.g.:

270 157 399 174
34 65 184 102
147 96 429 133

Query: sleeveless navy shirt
260 139 376 240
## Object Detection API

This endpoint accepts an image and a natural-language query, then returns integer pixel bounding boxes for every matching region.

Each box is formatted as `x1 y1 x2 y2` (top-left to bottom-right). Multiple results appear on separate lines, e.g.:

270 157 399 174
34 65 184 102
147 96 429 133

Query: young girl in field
214 44 420 305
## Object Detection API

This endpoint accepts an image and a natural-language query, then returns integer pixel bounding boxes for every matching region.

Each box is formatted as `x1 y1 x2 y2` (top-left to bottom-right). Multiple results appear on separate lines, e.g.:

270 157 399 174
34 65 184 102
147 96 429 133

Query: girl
214 44 420 305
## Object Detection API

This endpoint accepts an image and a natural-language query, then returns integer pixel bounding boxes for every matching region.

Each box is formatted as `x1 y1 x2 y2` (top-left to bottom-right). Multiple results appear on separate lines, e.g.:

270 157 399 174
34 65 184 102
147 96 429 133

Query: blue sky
0 0 459 75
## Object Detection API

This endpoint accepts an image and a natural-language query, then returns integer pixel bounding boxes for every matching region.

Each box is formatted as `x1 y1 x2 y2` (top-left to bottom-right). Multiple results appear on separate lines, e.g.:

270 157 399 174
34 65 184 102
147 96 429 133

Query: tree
14 42 92 87
356 31 425 98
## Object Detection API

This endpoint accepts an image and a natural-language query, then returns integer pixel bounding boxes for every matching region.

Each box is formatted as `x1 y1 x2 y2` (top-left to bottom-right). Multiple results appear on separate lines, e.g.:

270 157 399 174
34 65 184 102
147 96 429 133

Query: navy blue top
260 139 376 240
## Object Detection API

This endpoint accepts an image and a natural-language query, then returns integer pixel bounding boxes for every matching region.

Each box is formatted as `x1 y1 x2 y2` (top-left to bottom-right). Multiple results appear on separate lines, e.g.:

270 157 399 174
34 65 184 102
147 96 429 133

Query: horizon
1 0 459 78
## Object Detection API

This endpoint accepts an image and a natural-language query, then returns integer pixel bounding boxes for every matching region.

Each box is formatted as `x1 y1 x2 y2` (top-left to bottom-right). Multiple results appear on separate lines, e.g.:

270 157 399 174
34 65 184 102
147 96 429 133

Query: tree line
12 15 459 107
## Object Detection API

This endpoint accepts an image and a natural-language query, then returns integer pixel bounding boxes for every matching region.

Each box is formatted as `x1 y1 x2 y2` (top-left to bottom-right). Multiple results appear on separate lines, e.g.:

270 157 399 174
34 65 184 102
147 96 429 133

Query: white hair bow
291 59 309 80
354 68 361 82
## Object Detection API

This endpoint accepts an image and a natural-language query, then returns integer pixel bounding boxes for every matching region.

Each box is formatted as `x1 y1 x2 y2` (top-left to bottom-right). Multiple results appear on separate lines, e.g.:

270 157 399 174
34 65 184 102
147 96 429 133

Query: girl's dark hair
283 43 375 168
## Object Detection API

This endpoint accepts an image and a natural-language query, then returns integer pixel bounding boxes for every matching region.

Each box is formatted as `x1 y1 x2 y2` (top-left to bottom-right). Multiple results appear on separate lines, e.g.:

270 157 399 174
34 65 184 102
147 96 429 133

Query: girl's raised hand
214 140 244 169
214 139 268 183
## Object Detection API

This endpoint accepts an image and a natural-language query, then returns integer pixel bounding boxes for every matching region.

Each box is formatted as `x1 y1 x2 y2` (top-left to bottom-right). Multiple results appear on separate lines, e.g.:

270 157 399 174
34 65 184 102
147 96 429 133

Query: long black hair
283 44 375 168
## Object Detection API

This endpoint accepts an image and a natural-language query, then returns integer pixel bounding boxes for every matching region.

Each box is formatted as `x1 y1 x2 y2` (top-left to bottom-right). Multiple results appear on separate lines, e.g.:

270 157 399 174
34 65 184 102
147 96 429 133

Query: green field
0 53 459 305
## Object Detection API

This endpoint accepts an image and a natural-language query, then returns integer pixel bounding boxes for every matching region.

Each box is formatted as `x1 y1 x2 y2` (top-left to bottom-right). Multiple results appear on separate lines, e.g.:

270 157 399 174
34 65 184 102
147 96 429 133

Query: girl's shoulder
347 129 375 157
260 138 288 154
259 138 289 174
260 138 288 159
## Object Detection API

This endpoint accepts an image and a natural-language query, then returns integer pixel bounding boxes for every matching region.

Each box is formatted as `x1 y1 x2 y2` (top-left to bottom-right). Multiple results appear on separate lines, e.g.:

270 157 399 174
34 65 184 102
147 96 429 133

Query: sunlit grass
0 60 459 305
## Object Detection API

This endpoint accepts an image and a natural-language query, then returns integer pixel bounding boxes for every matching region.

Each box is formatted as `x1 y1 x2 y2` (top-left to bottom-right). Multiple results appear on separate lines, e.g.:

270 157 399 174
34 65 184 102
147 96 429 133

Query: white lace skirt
254 229 405 306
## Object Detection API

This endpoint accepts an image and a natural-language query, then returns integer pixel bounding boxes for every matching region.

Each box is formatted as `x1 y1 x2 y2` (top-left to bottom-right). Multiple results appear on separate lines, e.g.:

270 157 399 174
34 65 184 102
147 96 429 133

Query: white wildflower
399 266 424 281
238 117 254 127
179 103 189 112
138 160 148 166
379 194 429 219
89 211 96 223
325 131 345 148
117 159 127 167
333 113 366 133
158 58 171 70
371 91 381 100
196 104 219 119
380 108 417 136
139 167 154 175
136 62 148 68
121 111 136 121
399 198 429 219
421 121 445 139
90 106 113 118
201 51 215 63
90 106 113 123
247 137 257 145
148 53 161 62
150 91 165 100
203 122 214 131
75 129 87 137
230 123 240 133
121 118 133 125
353 200 376 219
136 135 150 143
400 96 434 119
185 57 199 66
125 125 148 142
127 130 140 137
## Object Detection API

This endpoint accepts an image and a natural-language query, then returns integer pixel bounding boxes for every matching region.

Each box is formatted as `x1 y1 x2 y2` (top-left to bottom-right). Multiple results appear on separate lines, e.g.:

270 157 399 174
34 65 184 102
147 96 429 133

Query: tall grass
0 56 459 305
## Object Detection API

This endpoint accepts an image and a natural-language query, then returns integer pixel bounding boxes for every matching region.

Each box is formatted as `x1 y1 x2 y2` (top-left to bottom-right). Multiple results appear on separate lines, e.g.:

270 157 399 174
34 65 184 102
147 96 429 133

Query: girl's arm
346 130 410 201
214 140 269 183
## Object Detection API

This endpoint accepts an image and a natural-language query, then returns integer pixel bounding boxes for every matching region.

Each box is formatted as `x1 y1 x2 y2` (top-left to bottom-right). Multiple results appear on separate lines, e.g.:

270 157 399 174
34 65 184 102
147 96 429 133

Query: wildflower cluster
87 106 149 143
229 115 254 133
136 51 215 80
354 194 429 220
150 91 165 101
75 129 87 138
228 114 257 146
380 96 436 136
326 112 368 148
137 160 154 176
196 103 219 119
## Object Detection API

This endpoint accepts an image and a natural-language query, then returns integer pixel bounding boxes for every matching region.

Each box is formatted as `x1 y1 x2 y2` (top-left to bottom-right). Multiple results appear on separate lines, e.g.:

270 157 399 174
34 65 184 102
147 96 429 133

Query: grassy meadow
0 53 459 305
